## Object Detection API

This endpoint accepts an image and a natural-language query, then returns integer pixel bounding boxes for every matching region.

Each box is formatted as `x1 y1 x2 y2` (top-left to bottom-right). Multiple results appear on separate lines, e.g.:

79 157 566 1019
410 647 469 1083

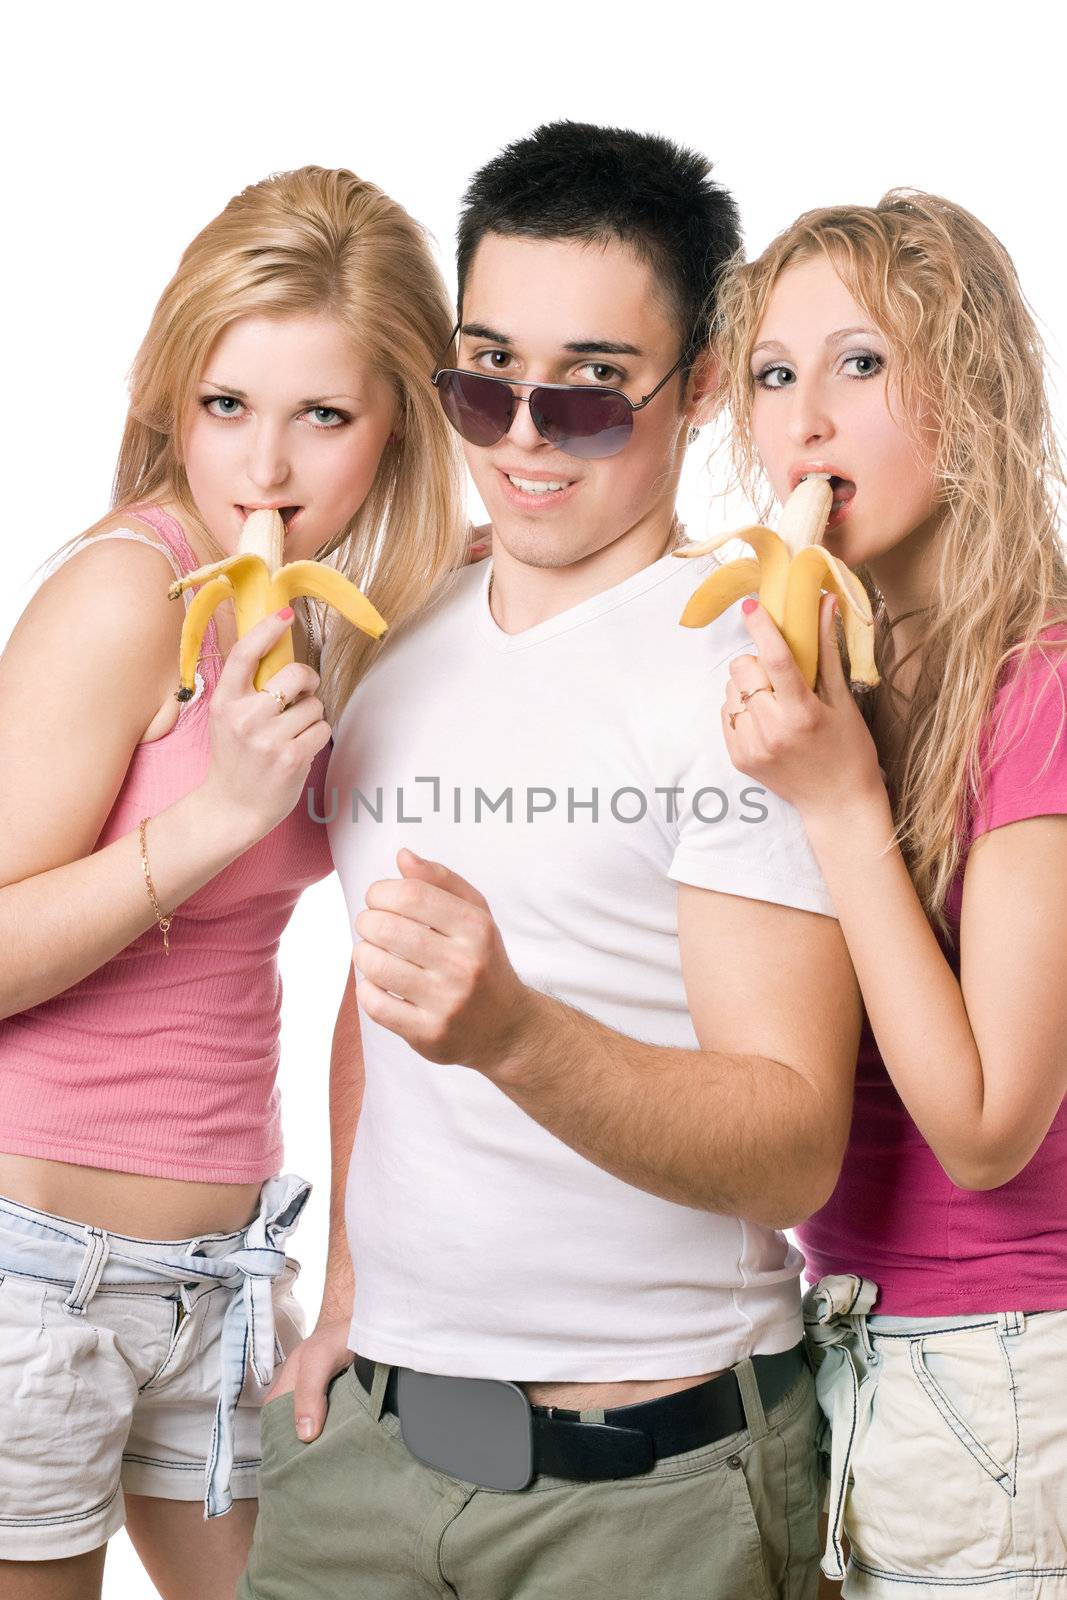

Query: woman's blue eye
308 406 345 427
756 364 795 389
204 395 243 417
841 352 884 379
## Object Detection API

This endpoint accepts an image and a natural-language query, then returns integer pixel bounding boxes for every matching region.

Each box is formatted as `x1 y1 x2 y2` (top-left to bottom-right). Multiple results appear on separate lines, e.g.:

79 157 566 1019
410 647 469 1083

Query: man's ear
684 348 722 432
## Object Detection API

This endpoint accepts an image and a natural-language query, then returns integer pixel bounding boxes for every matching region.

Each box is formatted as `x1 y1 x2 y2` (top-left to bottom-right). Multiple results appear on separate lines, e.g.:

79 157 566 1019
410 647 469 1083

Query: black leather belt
354 1343 806 1485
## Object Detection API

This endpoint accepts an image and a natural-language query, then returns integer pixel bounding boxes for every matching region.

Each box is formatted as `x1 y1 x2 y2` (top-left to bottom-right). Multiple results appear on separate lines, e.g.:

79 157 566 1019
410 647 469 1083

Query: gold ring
728 706 747 730
739 685 774 706
263 689 288 713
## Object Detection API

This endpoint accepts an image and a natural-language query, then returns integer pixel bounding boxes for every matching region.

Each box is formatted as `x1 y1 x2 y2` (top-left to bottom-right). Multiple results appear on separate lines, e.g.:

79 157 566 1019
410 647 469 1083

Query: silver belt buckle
396 1367 534 1491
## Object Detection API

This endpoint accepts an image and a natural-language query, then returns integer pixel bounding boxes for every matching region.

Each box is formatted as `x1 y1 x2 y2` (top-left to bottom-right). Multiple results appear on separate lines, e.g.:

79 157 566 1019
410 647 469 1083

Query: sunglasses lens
437 371 514 447
530 388 633 459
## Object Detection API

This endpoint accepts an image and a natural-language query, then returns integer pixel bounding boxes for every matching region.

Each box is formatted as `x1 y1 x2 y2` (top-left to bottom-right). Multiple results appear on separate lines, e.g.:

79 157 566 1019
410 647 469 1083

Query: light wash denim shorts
804 1275 1067 1598
0 1172 308 1561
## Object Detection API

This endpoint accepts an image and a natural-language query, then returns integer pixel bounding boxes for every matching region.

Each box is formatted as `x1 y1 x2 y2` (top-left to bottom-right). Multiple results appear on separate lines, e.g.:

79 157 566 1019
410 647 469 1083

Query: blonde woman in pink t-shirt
0 167 472 1598
706 194 1067 1595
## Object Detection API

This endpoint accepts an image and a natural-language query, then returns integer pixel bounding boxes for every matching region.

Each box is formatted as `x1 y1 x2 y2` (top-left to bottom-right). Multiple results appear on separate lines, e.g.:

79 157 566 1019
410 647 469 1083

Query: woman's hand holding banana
723 592 885 824
197 609 332 847
167 507 388 845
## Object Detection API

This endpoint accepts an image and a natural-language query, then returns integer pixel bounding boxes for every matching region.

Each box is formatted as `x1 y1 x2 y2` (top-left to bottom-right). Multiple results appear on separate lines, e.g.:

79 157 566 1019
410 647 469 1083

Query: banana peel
168 510 388 699
674 476 879 689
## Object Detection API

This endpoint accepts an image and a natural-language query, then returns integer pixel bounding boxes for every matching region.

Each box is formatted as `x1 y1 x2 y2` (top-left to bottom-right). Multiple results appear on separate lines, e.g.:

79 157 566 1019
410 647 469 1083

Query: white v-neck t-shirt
326 551 836 1379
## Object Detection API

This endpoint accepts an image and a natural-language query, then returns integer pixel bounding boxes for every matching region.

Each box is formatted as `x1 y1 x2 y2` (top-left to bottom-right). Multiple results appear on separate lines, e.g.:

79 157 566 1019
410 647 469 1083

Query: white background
3 3 1064 1592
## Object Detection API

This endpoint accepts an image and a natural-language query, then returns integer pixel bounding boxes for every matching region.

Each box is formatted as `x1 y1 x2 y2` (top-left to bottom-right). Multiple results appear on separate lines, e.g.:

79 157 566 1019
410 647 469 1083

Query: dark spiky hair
456 120 742 372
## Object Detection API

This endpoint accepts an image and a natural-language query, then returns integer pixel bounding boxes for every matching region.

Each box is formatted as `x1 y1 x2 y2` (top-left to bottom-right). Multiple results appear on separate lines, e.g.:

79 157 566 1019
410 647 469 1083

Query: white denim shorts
804 1276 1067 1598
0 1173 309 1561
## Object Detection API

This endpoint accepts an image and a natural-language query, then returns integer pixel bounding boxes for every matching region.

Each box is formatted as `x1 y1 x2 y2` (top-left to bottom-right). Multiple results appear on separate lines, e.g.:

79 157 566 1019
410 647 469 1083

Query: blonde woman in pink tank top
0 167 472 1598
711 196 1067 1596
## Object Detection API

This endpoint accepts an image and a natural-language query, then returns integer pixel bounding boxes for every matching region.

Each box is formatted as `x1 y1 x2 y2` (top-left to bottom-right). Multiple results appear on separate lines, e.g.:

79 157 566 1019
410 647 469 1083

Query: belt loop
63 1227 111 1316
368 1362 391 1422
999 1311 1025 1337
734 1357 769 1443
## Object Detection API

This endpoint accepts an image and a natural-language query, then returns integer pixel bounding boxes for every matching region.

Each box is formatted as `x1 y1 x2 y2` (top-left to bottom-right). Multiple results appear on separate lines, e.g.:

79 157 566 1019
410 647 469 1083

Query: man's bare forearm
485 990 843 1228
317 965 363 1326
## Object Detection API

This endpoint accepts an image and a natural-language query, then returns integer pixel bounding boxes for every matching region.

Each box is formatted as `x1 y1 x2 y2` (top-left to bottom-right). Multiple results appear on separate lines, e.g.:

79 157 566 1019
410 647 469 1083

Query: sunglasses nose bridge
500 387 551 452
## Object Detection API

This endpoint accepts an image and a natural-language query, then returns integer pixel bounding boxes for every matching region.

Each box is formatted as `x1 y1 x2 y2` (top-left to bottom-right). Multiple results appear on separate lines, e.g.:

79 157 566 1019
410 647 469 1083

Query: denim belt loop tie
63 1226 111 1316
0 1173 311 1520
201 1172 312 1519
802 1274 880 1582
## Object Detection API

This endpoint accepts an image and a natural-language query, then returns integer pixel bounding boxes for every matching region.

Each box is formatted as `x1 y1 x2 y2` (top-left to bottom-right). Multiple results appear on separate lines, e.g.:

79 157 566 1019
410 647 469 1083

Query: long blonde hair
715 190 1067 937
44 165 468 724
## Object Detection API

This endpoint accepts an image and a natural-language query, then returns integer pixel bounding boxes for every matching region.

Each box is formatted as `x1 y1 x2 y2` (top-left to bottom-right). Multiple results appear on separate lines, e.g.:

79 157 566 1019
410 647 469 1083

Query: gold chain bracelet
138 817 173 956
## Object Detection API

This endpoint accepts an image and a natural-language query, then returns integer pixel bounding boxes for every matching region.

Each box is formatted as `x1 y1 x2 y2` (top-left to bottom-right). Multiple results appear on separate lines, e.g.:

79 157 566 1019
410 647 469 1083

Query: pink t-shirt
797 623 1067 1313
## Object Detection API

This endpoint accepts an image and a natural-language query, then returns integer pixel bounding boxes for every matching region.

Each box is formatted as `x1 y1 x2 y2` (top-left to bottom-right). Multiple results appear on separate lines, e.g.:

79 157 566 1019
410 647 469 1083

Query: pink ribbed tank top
0 504 334 1182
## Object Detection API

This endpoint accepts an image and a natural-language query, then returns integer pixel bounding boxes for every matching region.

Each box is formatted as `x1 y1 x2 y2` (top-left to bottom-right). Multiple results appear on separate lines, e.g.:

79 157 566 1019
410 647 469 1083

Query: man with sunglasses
241 123 861 1600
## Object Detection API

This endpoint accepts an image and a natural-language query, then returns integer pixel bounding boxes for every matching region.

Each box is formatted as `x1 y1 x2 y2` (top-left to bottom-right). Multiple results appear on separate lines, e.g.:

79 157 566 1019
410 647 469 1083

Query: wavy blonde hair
44 165 468 724
714 190 1067 936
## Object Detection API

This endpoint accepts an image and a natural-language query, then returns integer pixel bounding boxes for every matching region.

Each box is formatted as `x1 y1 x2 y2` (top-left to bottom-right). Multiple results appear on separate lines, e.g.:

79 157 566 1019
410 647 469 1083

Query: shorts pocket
258 1368 357 1481
533 1436 776 1600
910 1335 1014 1491
778 1377 822 1594
260 1390 296 1430
258 1391 300 1464
734 1373 820 1600
846 1329 1019 1583
673 1440 777 1600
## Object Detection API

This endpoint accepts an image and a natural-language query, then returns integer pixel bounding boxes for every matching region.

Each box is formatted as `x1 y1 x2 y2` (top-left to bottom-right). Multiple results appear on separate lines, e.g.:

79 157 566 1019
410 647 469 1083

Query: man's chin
487 527 611 574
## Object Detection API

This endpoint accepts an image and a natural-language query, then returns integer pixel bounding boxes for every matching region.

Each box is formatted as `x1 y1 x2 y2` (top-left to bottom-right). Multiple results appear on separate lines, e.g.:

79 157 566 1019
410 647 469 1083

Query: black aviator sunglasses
431 325 687 461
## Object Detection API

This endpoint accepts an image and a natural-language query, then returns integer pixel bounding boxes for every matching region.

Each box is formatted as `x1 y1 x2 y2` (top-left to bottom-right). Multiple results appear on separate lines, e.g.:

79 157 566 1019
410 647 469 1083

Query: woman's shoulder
973 620 1067 826
21 508 187 675
1 509 195 764
990 619 1067 724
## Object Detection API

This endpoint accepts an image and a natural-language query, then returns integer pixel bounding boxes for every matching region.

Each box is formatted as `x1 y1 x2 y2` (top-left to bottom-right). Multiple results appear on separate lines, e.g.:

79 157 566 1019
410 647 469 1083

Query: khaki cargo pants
238 1358 821 1599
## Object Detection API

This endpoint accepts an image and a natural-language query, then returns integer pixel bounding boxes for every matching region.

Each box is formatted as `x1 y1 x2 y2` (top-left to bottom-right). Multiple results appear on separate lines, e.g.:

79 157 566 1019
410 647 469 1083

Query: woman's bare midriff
0 1152 263 1238
519 1369 726 1409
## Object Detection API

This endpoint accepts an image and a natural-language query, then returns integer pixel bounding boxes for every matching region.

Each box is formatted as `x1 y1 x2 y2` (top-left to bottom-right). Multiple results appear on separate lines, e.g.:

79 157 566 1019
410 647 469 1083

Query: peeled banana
168 510 388 700
674 476 879 688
